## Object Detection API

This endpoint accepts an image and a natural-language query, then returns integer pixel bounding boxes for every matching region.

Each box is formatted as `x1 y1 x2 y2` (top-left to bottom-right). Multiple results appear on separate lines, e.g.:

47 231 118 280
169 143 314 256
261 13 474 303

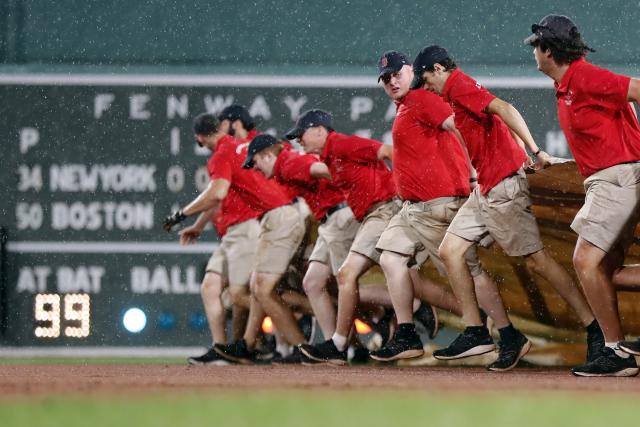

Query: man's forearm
192 207 218 230
489 99 540 154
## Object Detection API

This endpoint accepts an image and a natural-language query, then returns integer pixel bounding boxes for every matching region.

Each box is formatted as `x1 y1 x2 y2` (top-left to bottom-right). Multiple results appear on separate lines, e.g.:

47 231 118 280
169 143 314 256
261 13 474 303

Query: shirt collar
555 57 586 95
442 68 462 102
321 131 337 162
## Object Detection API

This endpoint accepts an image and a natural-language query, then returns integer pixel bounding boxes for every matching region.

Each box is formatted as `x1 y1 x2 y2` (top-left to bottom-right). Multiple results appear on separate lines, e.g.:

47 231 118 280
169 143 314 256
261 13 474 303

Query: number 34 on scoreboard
34 293 90 338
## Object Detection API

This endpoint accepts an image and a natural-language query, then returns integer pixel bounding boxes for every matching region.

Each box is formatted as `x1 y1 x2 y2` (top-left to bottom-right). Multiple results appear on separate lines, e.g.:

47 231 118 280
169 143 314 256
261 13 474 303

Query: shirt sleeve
280 153 315 186
582 67 630 110
413 90 454 128
450 76 496 116
206 155 216 180
210 144 233 182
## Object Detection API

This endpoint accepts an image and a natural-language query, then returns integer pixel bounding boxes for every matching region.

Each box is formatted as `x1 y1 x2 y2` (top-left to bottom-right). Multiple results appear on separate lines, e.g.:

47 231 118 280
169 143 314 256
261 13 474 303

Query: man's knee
379 251 408 276
524 249 547 273
438 234 467 263
201 272 223 297
252 274 277 303
303 272 326 296
336 264 357 288
228 285 247 305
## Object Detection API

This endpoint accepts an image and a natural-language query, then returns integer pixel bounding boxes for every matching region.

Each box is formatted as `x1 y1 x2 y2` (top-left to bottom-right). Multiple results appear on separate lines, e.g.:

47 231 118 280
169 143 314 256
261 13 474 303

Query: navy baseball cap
377 51 411 82
524 15 576 46
242 134 280 169
284 109 333 140
410 45 451 89
218 104 254 127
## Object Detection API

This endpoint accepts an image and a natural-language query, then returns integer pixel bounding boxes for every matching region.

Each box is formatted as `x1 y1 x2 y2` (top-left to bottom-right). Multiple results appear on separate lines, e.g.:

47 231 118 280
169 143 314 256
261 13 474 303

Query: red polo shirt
443 69 528 194
555 58 640 177
207 152 260 237
273 149 346 221
393 89 471 201
210 135 291 213
320 132 396 221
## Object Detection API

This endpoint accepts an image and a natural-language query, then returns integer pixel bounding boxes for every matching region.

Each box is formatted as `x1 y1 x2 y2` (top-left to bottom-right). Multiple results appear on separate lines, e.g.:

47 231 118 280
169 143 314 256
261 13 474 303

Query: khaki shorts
350 199 401 264
376 197 484 277
447 170 543 257
254 204 306 275
308 206 361 275
572 162 640 253
205 218 260 287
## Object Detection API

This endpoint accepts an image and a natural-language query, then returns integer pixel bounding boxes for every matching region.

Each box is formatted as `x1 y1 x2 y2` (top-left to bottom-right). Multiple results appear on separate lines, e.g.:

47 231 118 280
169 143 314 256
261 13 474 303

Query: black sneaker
187 347 231 366
349 346 371 365
370 330 424 362
586 322 605 363
572 346 639 377
487 331 531 372
271 347 313 365
298 315 317 344
299 339 347 365
619 339 640 356
433 326 495 360
414 303 439 339
213 339 255 365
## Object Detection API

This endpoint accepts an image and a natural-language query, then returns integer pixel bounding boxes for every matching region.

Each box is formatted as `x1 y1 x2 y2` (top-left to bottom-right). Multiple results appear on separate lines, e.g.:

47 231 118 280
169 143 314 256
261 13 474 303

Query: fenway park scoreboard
0 73 561 347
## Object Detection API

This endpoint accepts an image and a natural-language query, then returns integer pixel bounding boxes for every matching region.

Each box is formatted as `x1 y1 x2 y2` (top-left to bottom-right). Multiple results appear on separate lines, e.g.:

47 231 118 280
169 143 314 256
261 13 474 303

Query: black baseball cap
410 45 451 89
284 109 333 140
218 104 254 128
242 134 280 169
377 51 411 82
524 15 577 46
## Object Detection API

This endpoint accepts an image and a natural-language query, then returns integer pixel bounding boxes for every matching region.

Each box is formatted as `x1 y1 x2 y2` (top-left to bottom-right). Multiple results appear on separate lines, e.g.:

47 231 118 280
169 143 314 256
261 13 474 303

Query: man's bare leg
333 252 375 344
302 261 336 338
231 304 248 342
439 233 482 326
473 272 510 329
200 272 227 344
379 251 414 324
573 238 621 341
254 271 306 346
526 248 595 327
280 290 313 315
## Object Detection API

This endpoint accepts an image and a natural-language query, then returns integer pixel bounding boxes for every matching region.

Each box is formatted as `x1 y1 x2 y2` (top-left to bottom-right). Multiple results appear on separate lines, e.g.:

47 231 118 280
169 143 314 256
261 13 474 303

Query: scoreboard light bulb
122 308 147 333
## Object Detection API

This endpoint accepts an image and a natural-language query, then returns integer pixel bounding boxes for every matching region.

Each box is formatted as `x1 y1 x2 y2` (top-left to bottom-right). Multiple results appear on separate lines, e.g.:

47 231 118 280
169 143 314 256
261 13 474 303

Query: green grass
1 391 637 427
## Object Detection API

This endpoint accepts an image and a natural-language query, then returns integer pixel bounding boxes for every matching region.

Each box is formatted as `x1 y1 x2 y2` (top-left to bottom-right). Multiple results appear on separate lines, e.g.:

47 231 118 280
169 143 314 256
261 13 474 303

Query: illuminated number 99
34 293 90 338
34 294 61 338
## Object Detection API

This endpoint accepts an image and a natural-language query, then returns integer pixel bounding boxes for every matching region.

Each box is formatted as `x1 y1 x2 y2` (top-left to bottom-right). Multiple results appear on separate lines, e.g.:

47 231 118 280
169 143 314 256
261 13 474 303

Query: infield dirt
2 364 640 399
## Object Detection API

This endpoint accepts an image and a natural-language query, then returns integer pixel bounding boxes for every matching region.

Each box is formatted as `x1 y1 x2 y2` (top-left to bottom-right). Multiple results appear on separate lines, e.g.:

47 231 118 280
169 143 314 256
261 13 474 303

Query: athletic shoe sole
618 343 640 356
213 348 254 365
487 340 532 372
572 367 639 377
370 348 424 362
433 343 496 360
299 347 347 366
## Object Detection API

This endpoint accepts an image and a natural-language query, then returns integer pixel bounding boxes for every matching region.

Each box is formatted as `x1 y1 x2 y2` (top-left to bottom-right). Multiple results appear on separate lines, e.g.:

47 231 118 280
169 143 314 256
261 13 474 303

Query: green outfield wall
2 0 640 72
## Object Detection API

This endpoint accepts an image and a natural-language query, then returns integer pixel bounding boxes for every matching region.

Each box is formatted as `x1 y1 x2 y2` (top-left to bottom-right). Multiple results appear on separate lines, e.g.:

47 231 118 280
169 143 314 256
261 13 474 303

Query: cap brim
284 126 304 140
377 66 402 82
523 33 540 45
242 155 254 169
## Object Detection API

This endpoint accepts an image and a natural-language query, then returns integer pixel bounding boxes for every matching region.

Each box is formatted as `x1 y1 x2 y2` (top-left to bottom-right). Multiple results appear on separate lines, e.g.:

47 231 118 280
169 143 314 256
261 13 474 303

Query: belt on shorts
364 197 397 217
320 201 349 224
259 198 298 221
403 196 463 210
